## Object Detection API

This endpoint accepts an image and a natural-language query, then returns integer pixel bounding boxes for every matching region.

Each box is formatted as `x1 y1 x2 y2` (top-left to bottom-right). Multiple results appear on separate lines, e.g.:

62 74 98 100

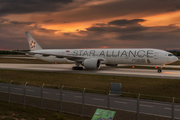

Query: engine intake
106 64 118 67
83 58 101 69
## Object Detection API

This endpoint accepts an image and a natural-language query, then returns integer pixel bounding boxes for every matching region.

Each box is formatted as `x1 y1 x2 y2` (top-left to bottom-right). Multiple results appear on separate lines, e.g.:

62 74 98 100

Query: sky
0 0 180 50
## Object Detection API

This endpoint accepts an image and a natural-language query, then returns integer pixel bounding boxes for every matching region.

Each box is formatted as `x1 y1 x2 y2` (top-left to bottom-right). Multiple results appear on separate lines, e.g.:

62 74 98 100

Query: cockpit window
168 54 173 56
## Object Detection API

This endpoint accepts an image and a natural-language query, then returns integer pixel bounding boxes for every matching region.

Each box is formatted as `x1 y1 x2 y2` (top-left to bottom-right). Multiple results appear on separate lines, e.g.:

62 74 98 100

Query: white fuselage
31 48 178 65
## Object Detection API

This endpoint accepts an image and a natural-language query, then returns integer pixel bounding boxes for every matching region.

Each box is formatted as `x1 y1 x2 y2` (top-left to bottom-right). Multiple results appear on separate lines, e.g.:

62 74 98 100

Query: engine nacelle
106 64 118 67
83 58 101 69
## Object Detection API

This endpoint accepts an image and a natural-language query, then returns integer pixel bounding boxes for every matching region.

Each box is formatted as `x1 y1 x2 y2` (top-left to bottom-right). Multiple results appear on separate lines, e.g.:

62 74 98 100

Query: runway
0 63 180 79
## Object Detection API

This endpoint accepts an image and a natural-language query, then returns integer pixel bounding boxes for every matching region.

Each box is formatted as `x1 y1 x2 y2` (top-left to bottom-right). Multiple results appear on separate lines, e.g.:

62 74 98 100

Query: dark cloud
0 18 57 33
117 32 180 49
0 19 60 50
108 19 145 26
37 27 58 34
168 4 180 11
76 19 180 49
0 17 34 25
86 26 149 33
1 0 180 23
95 23 106 27
51 0 180 23
0 0 74 16
0 11 180 50
10 21 35 25
0 17 35 25
0 18 8 23
85 19 149 33
118 31 180 41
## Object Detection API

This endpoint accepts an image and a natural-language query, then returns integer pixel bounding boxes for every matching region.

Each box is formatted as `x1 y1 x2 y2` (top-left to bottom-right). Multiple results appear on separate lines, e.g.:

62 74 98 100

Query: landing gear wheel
158 69 162 73
77 67 83 70
72 67 77 70
72 67 83 70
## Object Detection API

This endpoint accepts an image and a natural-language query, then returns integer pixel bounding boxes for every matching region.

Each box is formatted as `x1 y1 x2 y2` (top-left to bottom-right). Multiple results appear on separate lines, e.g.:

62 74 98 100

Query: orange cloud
41 22 89 32
141 10 180 27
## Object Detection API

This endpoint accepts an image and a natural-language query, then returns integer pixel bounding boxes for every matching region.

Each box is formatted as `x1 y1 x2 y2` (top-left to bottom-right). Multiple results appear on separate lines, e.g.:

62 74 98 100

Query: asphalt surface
0 56 37 59
0 64 180 79
0 83 179 119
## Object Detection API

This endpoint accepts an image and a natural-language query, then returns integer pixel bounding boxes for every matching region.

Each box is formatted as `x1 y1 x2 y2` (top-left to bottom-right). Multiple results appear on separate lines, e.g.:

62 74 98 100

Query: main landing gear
72 62 83 70
72 66 83 70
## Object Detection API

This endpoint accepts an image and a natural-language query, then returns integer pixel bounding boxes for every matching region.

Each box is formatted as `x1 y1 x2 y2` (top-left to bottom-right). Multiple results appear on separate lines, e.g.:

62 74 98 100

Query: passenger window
168 54 173 56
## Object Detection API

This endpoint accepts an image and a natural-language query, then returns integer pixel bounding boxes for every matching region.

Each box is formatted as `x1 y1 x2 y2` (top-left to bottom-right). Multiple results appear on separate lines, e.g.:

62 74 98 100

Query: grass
0 70 180 99
0 101 90 120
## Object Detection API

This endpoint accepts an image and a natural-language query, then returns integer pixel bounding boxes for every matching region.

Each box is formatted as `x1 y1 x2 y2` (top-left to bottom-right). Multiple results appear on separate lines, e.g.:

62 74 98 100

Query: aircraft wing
27 51 106 62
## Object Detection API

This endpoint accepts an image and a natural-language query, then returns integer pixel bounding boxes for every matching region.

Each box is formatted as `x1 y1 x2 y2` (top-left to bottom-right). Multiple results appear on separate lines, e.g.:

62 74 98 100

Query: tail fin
25 31 42 51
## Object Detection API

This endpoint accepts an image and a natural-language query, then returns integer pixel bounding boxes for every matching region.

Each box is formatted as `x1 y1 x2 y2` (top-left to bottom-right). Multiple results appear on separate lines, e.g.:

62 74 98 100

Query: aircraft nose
174 56 178 62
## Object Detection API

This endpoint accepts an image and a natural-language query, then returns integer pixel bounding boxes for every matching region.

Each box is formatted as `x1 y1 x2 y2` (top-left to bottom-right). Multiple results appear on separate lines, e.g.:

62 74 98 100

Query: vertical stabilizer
26 32 42 51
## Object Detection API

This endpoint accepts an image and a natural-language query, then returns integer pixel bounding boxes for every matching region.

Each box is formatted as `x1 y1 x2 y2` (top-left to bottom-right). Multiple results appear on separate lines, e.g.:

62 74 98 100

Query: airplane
23 32 178 73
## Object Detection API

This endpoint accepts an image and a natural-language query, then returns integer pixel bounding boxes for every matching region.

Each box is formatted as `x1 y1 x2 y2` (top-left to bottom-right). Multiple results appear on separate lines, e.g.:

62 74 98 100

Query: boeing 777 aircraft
24 32 178 73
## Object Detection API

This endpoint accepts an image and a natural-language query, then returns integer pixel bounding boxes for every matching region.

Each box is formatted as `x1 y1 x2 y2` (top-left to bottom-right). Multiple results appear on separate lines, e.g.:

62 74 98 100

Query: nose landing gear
157 66 162 73
158 69 162 73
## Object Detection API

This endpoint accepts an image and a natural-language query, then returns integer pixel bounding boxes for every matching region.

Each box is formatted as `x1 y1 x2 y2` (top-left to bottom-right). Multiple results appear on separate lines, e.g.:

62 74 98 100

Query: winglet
25 32 42 51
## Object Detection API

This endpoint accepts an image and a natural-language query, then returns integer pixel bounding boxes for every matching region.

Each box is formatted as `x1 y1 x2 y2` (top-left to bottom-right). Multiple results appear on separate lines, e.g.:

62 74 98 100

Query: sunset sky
0 0 180 50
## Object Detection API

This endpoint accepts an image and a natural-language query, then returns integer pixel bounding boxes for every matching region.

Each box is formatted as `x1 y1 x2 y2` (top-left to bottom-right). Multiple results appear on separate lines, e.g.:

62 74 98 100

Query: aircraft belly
104 57 121 64
35 55 73 63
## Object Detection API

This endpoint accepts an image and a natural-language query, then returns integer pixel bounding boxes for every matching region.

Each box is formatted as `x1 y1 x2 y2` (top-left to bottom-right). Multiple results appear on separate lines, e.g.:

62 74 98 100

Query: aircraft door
154 52 159 59
167 54 170 62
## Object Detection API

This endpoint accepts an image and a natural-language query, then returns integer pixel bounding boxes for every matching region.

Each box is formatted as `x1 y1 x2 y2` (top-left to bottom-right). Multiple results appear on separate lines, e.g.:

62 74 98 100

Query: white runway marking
111 97 136 102
164 108 171 110
56 93 65 96
27 89 34 92
164 108 180 111
140 104 153 108
14 88 22 90
2 86 8 88
93 98 104 101
175 109 180 111
74 96 82 98
114 101 127 104
43 92 49 94
140 101 171 106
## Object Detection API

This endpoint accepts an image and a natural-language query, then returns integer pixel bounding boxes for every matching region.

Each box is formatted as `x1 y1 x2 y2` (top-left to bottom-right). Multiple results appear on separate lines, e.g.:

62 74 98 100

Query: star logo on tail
30 41 36 48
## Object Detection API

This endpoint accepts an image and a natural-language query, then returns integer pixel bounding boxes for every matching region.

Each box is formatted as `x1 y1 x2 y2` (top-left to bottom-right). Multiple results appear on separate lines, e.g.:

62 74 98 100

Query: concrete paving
0 64 180 79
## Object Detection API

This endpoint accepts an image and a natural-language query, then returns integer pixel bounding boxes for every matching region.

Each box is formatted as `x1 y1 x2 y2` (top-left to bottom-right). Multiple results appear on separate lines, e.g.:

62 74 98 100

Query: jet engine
83 58 101 69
